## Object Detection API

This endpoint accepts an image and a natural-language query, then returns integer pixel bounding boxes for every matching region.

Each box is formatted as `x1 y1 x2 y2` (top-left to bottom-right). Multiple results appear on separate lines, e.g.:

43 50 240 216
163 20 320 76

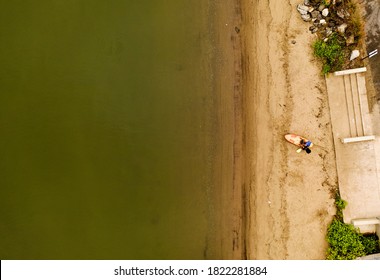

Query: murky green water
0 0 220 259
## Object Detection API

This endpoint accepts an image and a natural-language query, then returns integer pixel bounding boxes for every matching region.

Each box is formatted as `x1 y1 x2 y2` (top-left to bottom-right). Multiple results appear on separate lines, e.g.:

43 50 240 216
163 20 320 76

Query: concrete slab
325 70 380 226
334 67 367 76
357 253 380 260
341 135 375 143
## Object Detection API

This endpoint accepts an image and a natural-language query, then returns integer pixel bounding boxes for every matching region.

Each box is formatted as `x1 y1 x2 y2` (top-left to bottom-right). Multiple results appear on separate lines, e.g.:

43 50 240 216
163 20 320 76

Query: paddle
296 147 312 154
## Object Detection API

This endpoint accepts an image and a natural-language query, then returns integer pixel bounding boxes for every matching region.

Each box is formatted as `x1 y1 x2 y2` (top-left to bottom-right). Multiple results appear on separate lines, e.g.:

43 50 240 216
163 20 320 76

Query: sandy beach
239 0 339 259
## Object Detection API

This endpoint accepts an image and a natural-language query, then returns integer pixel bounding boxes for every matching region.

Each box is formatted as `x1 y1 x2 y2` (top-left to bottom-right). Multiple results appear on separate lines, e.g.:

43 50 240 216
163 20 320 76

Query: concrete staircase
337 69 372 138
325 67 380 227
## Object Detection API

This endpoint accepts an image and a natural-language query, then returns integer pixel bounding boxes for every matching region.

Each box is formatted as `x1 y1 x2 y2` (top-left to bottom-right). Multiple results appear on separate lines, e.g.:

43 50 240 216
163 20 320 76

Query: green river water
0 0 223 259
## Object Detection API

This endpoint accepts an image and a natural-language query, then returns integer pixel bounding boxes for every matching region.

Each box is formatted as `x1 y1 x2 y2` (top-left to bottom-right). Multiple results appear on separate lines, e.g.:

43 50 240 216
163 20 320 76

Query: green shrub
326 219 366 260
334 195 347 221
360 234 380 255
326 219 380 259
335 196 347 211
326 194 380 259
313 33 345 74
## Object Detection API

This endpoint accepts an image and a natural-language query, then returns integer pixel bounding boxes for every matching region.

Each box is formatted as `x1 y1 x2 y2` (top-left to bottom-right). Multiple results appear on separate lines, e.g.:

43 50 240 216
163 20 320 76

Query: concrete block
341 135 375 144
352 218 380 226
334 67 367 76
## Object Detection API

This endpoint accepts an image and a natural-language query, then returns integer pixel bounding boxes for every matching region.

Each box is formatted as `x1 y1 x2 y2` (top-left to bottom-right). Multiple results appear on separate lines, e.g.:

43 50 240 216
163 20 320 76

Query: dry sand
241 0 339 259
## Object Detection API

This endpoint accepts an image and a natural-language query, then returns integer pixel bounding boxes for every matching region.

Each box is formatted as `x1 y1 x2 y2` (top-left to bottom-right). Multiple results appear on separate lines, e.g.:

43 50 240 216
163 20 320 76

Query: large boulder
311 10 320 19
297 4 309 15
301 13 312 22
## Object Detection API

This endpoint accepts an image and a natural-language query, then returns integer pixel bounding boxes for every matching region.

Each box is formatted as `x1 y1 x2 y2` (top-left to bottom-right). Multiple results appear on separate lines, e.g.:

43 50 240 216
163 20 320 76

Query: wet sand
207 0 246 260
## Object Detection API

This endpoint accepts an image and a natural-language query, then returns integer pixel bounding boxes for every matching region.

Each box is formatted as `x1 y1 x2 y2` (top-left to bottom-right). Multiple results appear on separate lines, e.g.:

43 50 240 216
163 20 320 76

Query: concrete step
356 72 373 135
342 74 365 137
332 68 371 138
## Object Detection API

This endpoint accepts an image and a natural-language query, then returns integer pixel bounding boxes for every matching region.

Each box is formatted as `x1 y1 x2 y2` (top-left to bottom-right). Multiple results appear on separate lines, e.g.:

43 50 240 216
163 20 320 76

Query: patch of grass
350 5 364 41
313 33 345 74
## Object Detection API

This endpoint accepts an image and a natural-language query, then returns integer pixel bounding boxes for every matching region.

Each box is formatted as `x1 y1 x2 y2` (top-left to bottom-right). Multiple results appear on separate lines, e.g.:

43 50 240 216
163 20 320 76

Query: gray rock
337 23 348 34
311 10 320 19
301 13 312 22
304 0 310 6
320 19 327 25
322 8 329 17
297 4 309 15
318 4 325 12
325 28 333 37
309 26 318 34
311 10 320 18
337 9 345 19
346 35 355 45
350 50 360 60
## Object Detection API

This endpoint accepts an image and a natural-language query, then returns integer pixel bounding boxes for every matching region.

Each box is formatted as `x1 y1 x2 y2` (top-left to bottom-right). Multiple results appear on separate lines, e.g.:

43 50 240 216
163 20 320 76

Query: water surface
0 0 221 259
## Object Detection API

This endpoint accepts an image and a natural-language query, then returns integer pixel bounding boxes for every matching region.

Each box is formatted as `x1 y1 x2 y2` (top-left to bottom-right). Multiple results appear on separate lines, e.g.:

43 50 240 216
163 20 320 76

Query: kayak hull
285 134 310 148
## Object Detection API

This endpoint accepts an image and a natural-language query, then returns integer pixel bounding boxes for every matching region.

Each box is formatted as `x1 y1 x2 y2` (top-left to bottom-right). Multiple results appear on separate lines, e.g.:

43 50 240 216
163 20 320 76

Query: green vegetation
313 33 345 74
326 194 380 259
350 5 364 41
334 194 347 220
310 0 365 74
335 195 347 210
360 234 380 255
326 220 380 259
326 219 365 259
322 0 331 7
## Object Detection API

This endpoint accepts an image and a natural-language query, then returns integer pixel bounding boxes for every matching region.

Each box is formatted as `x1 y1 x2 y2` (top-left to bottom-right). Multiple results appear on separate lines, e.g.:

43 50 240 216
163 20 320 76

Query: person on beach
300 139 312 154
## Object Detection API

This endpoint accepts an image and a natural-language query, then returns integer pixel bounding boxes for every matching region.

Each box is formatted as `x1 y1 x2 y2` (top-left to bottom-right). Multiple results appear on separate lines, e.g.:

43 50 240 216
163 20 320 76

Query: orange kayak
284 134 313 148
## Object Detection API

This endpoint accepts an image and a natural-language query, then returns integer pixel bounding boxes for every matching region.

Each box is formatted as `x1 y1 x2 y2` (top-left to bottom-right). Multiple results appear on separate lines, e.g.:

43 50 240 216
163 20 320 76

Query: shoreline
209 0 246 260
